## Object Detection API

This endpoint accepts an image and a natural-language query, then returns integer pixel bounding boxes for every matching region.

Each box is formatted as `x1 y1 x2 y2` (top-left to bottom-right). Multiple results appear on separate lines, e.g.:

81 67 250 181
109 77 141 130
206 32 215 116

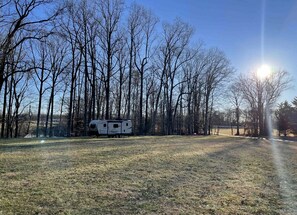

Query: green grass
0 136 297 214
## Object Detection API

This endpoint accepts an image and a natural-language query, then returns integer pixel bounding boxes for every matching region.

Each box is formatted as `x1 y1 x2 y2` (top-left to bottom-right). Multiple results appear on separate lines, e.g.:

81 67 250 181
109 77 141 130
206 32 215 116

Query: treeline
0 0 291 138
0 0 235 137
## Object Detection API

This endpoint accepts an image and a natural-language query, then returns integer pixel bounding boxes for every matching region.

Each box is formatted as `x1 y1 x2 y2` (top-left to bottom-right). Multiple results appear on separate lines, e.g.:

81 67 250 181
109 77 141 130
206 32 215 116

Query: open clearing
1 136 297 214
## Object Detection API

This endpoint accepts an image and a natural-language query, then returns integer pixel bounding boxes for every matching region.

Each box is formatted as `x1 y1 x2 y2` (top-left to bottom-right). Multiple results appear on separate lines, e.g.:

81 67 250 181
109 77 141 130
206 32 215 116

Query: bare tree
126 3 143 119
183 45 206 134
12 72 30 137
60 1 83 136
97 0 124 119
0 0 63 92
31 40 50 137
86 4 99 122
203 49 233 135
238 69 290 136
0 41 31 137
228 80 243 135
155 19 194 134
76 0 97 135
134 5 158 134
114 36 128 119
46 36 69 137
144 70 156 134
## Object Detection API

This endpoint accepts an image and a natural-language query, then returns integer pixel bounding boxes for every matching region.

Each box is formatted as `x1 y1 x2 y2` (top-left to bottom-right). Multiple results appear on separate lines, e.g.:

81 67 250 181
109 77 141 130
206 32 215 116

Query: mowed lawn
0 136 297 214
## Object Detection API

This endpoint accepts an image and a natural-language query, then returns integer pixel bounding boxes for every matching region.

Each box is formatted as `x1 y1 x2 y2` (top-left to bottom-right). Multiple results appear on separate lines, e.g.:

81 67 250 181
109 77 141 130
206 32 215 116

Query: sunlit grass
0 136 296 214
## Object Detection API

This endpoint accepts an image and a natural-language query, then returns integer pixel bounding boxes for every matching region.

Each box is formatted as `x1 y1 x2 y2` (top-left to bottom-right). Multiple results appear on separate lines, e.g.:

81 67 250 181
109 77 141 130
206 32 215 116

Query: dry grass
0 136 297 214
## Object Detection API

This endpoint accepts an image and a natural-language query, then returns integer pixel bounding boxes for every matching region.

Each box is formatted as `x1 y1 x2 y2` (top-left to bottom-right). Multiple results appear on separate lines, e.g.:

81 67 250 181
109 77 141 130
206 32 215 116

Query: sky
126 0 297 102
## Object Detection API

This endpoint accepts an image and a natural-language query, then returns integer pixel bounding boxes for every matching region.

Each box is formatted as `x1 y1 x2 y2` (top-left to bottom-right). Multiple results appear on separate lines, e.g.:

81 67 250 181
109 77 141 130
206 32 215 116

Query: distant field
1 136 297 214
214 128 245 136
217 128 295 138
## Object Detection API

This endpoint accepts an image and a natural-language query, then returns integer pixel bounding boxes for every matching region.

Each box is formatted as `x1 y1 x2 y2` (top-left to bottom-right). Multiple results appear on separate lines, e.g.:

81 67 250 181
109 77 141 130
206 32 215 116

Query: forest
0 0 293 138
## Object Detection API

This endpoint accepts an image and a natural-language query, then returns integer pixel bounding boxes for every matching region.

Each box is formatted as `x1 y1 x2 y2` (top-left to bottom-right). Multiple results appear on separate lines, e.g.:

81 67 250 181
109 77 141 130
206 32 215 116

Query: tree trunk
145 91 150 135
59 87 66 136
96 78 102 119
36 65 45 138
127 37 133 119
258 89 264 136
14 105 19 138
187 93 192 134
204 92 210 135
117 68 123 119
45 95 52 137
1 77 8 138
49 84 55 137
139 69 144 135
91 59 96 120
6 74 14 138
67 56 75 137
236 107 240 135
26 105 32 135
84 66 88 135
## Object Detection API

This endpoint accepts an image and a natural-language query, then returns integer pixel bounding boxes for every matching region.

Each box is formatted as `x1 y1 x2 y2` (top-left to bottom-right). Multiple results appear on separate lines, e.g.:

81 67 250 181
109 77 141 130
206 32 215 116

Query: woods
0 0 291 138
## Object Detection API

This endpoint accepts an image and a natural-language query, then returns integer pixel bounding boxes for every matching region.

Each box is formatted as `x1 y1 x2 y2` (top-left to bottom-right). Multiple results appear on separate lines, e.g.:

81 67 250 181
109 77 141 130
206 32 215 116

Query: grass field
1 136 297 214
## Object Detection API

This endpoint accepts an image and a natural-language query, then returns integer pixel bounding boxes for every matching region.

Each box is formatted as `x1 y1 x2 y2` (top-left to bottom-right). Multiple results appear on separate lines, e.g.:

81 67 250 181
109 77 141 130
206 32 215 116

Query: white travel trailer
89 119 133 137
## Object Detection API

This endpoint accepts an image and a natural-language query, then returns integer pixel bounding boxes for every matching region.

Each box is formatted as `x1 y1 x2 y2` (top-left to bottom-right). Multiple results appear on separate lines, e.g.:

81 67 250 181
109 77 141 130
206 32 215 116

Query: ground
0 136 297 214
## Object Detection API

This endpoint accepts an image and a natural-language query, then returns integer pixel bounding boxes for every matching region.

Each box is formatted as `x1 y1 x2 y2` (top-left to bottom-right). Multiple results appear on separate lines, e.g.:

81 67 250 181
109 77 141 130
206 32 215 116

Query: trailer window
90 124 96 129
103 124 106 127
126 123 128 126
113 124 119 128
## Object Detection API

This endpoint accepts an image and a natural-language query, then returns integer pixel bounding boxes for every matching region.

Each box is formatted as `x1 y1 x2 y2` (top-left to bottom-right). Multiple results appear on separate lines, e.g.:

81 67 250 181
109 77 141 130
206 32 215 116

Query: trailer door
107 122 122 135
122 121 132 134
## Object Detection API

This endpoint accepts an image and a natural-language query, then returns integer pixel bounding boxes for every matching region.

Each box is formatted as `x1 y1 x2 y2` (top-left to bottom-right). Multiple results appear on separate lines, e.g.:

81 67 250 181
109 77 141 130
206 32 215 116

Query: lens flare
266 105 297 213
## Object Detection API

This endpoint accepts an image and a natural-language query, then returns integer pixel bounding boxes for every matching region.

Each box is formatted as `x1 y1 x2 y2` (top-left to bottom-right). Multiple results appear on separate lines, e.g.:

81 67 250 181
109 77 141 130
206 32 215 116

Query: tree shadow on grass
101 138 286 214
1 137 291 214
0 138 142 152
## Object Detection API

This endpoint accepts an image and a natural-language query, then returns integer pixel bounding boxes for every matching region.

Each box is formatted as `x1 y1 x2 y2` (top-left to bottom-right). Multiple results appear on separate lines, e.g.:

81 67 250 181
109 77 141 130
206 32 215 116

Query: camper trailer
89 119 132 137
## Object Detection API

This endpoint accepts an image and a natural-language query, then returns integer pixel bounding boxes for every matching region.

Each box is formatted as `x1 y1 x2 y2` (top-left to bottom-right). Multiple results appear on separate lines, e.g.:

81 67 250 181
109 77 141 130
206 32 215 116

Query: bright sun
257 64 271 80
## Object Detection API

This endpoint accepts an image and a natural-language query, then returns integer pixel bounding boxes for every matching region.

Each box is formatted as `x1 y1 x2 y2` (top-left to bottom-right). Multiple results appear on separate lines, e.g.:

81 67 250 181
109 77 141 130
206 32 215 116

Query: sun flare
257 64 271 80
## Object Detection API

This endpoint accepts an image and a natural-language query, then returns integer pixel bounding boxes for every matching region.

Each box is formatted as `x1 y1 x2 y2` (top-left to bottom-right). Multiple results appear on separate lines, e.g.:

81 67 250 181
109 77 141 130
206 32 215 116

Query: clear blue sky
126 0 297 102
